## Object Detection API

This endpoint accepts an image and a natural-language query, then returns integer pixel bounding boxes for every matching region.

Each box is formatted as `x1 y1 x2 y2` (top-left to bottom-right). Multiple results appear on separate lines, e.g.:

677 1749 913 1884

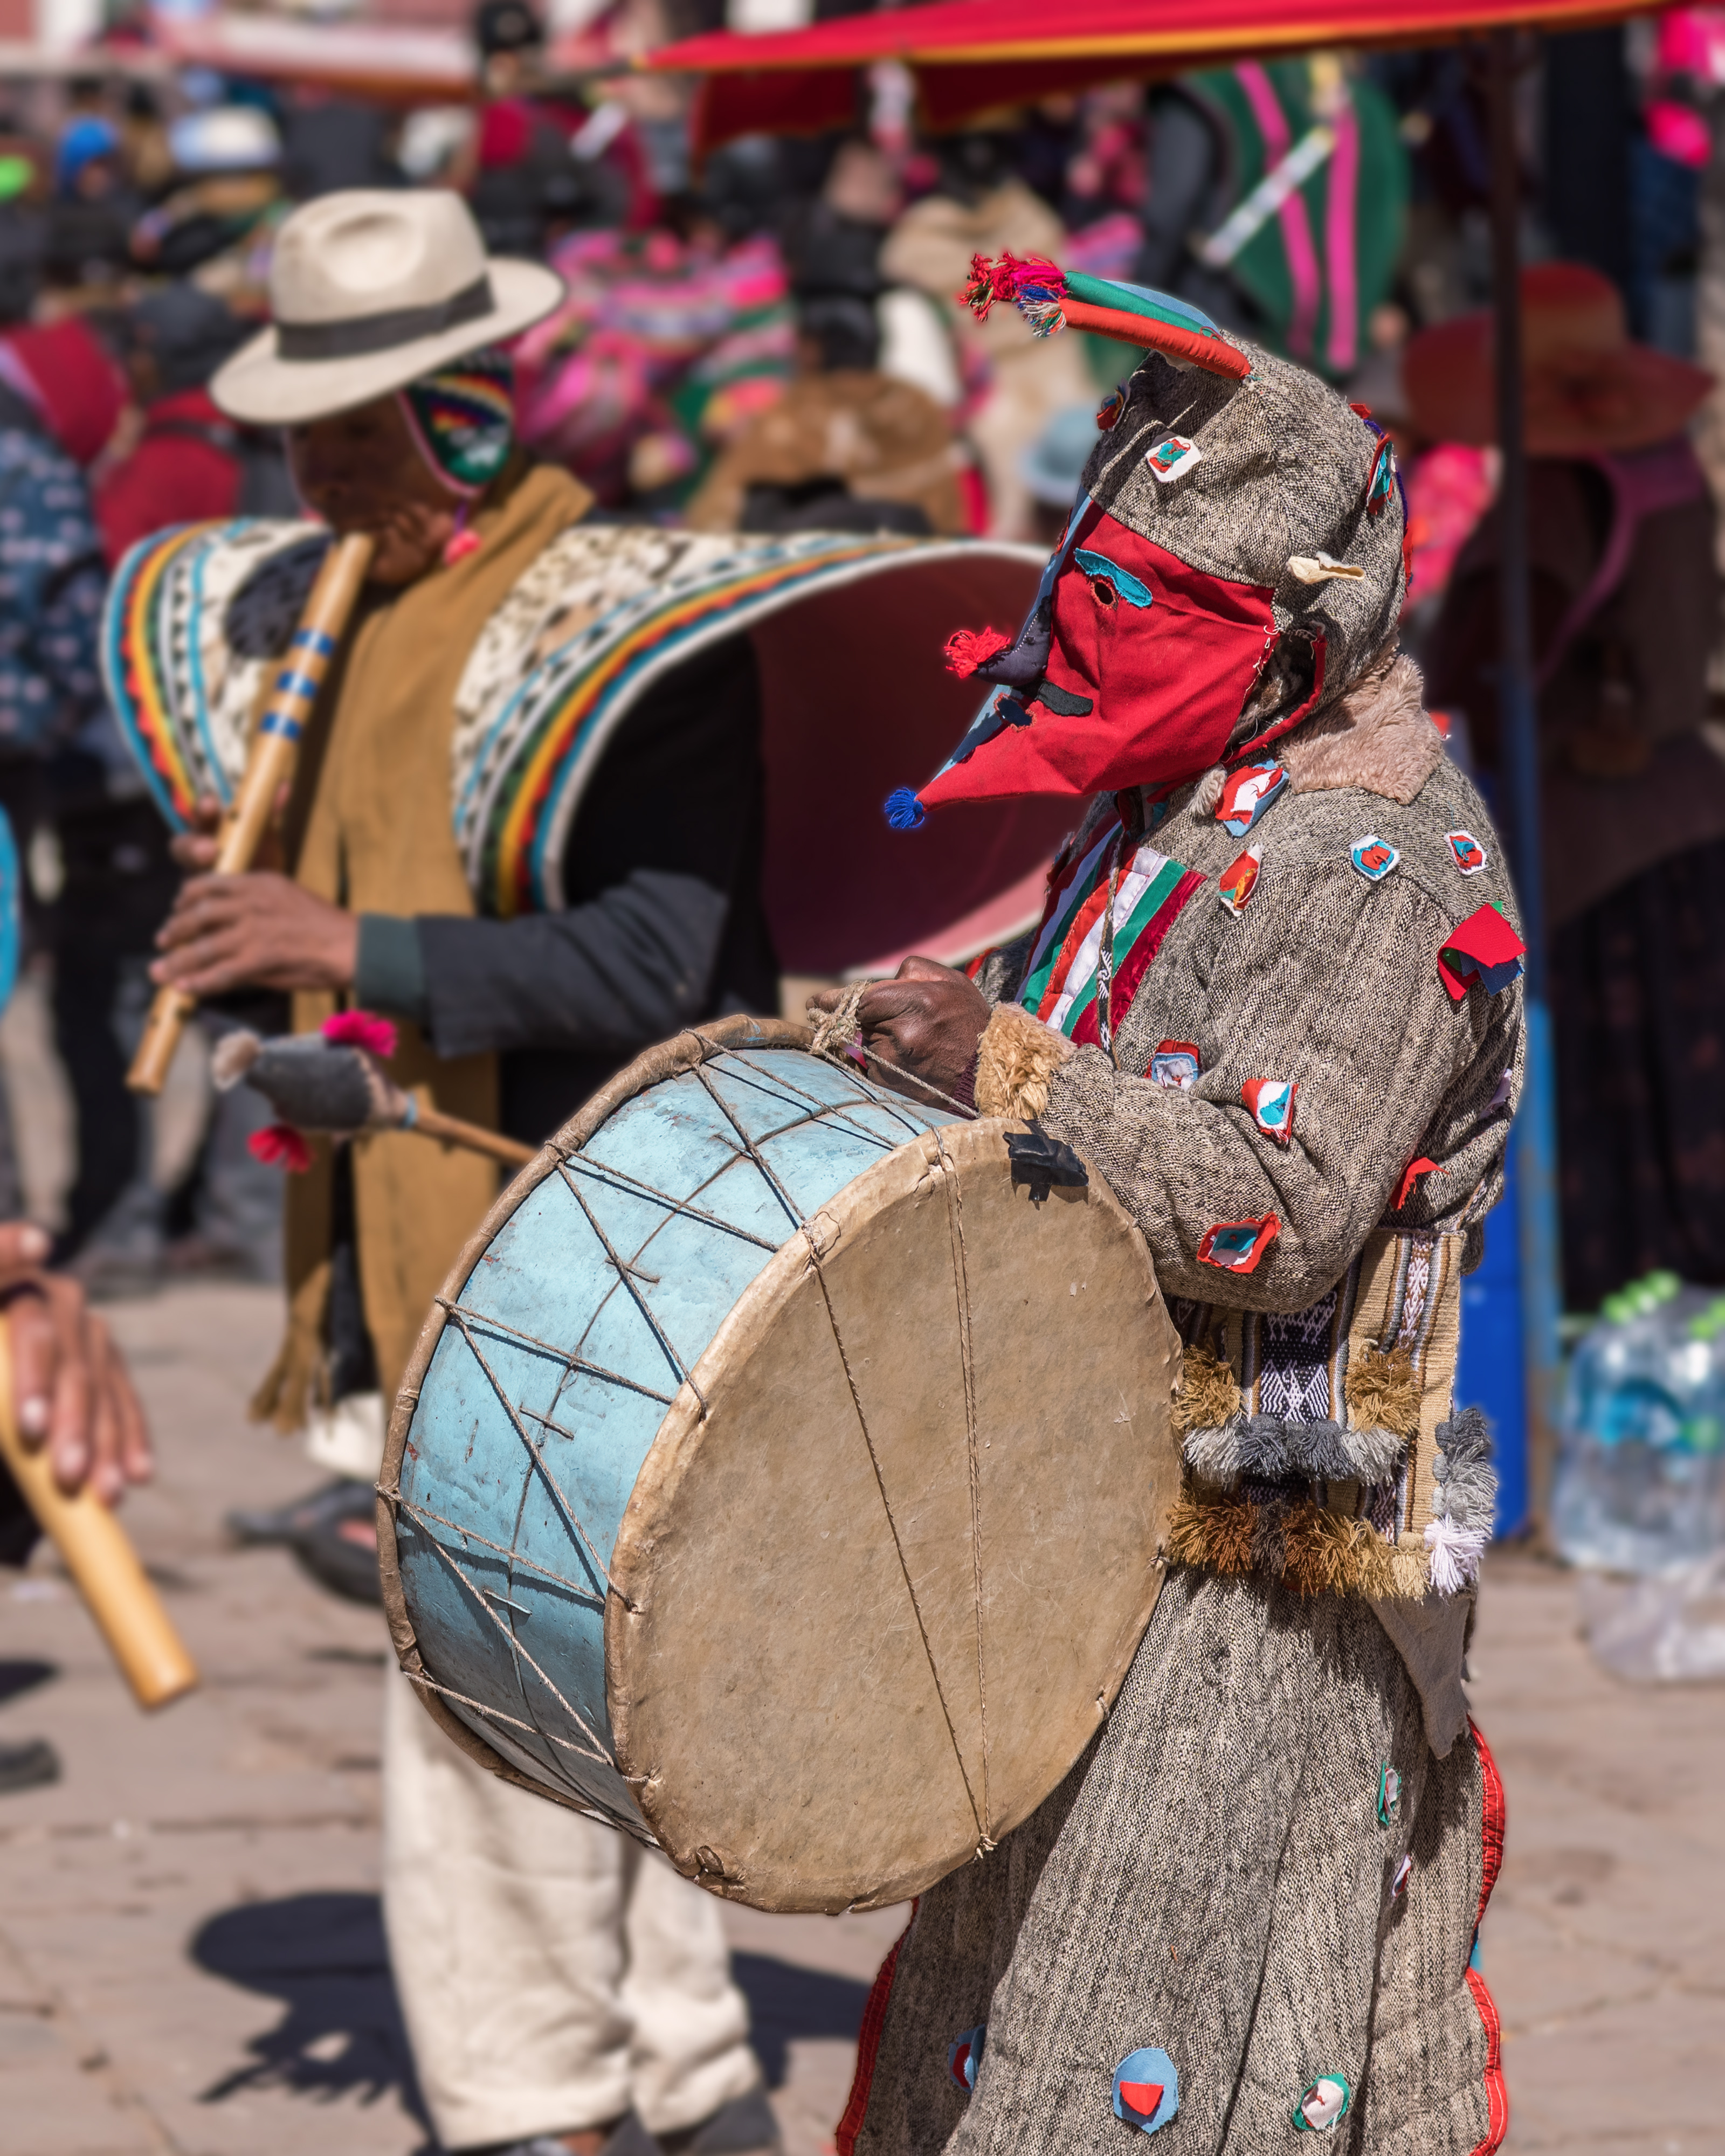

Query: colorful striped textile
101 518 334 832
1019 816 1202 1047
100 516 1037 921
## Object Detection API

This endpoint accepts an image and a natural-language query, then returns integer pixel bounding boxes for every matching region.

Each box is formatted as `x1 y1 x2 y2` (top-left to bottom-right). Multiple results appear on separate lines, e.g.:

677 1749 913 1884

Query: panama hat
1402 261 1712 458
211 189 563 427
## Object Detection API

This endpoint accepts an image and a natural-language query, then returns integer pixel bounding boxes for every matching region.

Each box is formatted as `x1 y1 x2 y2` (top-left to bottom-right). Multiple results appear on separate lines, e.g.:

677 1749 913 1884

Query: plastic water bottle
1554 1273 1725 1575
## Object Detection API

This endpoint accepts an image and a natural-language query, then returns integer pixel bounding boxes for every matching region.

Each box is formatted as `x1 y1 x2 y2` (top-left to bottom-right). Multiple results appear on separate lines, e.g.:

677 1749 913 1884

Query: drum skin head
380 1019 1181 1916
607 1091 1181 1913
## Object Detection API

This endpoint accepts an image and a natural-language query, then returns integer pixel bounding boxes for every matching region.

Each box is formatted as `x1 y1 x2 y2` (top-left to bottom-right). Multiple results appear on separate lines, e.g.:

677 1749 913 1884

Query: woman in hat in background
1416 262 1725 1309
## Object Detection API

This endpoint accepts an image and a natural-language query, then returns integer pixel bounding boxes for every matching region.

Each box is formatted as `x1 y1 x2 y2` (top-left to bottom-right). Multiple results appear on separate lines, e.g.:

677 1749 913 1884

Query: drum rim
376 1013 816 1826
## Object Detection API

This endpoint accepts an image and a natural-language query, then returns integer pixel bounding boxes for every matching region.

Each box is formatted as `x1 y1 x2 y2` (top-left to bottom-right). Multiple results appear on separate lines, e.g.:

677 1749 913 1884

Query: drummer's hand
0 1225 153 1504
811 956 991 1107
168 791 288 874
150 870 358 996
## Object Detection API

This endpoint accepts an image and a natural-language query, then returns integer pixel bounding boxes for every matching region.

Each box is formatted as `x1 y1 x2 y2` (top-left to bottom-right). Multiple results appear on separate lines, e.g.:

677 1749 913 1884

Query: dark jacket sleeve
370 633 772 1061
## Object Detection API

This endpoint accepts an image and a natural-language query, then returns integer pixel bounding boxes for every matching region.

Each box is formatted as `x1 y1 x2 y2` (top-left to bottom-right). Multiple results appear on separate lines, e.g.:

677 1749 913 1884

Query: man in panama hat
140 188 782 2156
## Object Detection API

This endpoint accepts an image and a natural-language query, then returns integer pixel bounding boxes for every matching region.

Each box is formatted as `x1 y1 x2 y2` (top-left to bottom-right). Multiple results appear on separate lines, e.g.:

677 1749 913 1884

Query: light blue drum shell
382 1020 957 1833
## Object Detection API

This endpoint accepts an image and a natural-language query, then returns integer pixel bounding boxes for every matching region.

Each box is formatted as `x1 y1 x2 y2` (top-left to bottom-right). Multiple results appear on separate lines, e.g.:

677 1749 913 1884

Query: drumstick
0 1316 198 1710
408 1107 537 1167
127 530 378 1098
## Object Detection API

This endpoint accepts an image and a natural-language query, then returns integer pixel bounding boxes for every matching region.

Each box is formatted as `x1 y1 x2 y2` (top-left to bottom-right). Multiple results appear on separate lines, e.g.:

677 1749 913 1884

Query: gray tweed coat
843 678 1516 2156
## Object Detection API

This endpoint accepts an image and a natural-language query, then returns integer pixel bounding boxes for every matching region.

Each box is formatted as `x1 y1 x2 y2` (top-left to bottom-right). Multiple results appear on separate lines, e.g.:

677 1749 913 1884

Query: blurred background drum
380 1017 1181 1913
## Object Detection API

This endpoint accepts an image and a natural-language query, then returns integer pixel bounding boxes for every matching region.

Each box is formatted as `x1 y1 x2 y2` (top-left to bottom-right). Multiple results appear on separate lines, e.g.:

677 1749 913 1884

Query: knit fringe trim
1343 1344 1422 1438
1426 1405 1495 1592
1172 1344 1241 1434
1180 1412 1407 1484
1167 1489 1433 1599
974 1001 1076 1122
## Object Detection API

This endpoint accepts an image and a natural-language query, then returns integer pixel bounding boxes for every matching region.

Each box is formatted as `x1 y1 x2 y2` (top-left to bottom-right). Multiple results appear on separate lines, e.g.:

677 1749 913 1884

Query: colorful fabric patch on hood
1144 433 1202 482
1437 902 1525 1001
1018 817 1204 1047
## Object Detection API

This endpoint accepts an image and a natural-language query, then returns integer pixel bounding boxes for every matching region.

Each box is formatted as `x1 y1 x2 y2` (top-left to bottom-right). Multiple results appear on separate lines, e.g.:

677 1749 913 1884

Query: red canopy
645 0 1666 154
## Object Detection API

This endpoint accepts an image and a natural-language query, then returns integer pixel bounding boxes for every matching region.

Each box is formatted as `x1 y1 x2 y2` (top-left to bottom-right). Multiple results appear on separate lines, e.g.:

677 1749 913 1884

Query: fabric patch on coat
1394 1156 1439 1211
1218 843 1263 915
1391 1851 1414 1899
1350 833 1399 882
1151 1039 1201 1090
1017 818 1201 1042
1437 903 1526 1001
1073 547 1154 607
948 2024 985 2091
1112 2047 1179 2133
1096 385 1126 430
1216 759 1288 835
1377 1761 1402 1825
1145 433 1203 482
1197 1214 1280 1274
1242 1077 1296 1144
1294 2075 1351 2132
1445 828 1487 876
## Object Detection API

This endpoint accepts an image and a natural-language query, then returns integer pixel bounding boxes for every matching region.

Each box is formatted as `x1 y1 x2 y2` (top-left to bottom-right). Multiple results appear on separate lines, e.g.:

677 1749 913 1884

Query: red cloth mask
915 503 1310 815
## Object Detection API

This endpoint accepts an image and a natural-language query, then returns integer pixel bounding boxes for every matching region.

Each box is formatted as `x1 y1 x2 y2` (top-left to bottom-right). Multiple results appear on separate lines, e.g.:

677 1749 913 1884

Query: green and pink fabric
1188 60 1407 379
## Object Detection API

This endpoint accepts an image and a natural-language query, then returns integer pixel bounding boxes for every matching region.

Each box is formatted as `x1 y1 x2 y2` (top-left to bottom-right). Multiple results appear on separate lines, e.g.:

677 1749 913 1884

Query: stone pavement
0 1283 1718 2156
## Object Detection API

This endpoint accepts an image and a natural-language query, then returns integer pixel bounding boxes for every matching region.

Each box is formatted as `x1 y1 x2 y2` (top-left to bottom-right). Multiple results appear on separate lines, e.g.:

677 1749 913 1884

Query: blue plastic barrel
1455 1123 1530 1537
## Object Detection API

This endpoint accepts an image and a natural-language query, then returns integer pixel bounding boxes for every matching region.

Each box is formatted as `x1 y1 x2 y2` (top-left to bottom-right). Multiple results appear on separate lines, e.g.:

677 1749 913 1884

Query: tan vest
254 460 594 1429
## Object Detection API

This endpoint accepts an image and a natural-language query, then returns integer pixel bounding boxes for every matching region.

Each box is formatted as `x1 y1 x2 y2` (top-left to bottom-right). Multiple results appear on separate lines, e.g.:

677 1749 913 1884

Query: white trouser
382 1671 761 2151
303 1390 387 1482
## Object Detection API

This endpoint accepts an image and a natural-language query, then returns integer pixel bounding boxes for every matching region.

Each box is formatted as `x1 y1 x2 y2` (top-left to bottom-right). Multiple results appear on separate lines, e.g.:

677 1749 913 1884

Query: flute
0 1316 197 1710
127 530 377 1097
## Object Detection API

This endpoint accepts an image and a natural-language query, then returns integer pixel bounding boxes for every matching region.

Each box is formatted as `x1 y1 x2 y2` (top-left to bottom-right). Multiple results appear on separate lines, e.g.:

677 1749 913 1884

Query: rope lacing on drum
397 1667 657 1846
557 1165 709 1415
686 1044 996 1860
383 1300 636 1799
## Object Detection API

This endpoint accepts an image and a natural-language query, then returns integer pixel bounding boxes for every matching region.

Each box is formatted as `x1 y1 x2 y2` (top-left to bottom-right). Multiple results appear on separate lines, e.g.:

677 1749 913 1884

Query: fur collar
1193 649 1445 813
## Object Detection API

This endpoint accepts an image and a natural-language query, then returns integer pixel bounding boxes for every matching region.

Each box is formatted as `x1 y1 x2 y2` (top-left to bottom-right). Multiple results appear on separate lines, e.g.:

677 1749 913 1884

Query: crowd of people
0 19 1713 1311
0 10 1720 2154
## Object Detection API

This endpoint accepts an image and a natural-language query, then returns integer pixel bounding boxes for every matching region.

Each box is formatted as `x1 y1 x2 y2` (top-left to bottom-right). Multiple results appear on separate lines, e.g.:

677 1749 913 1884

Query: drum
379 1017 1181 1913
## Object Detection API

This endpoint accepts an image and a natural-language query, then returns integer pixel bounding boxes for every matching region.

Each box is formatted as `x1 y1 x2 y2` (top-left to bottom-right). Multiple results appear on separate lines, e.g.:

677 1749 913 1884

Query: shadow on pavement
0 1657 57 1702
731 1952 872 2090
190 1897 873 2137
190 1890 433 2141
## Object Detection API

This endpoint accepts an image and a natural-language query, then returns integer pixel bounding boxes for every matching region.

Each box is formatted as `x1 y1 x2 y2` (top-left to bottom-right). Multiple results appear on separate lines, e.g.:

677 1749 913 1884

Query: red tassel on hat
943 626 1013 679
